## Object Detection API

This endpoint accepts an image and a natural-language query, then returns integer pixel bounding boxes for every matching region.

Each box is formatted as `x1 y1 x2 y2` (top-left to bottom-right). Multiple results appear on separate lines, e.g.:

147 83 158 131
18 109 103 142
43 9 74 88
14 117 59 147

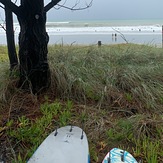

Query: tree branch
44 0 61 13
55 0 93 11
0 13 6 31
0 3 4 9
0 23 6 31
0 0 19 15
112 28 129 44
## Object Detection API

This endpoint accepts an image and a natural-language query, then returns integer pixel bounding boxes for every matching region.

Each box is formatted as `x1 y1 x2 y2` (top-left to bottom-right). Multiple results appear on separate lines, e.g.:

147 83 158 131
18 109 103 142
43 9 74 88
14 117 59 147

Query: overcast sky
46 0 163 21
0 0 163 21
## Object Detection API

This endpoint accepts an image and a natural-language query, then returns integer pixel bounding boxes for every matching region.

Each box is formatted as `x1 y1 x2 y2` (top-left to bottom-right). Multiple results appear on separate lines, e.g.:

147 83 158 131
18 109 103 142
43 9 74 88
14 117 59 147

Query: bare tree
0 0 93 93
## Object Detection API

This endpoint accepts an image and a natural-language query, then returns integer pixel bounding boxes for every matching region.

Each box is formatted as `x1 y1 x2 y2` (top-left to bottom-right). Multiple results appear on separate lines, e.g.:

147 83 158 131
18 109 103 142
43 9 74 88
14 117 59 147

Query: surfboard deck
102 148 138 163
28 126 90 163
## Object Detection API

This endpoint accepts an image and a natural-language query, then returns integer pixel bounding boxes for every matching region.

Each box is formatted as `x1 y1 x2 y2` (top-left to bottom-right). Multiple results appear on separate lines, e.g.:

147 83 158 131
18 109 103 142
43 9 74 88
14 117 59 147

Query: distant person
112 33 114 41
115 33 117 42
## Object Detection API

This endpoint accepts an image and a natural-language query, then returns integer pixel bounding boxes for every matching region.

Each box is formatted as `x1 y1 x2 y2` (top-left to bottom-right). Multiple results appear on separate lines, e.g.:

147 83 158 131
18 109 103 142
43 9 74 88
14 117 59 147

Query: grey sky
46 0 163 21
0 0 163 21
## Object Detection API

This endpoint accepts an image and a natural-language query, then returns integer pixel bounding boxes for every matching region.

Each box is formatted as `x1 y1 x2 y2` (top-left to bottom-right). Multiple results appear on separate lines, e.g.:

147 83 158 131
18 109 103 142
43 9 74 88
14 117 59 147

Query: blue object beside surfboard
28 126 90 163
102 148 138 163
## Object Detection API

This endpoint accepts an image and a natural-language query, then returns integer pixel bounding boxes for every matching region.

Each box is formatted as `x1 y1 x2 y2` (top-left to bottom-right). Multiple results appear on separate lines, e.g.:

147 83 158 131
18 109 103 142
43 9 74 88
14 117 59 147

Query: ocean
0 19 163 46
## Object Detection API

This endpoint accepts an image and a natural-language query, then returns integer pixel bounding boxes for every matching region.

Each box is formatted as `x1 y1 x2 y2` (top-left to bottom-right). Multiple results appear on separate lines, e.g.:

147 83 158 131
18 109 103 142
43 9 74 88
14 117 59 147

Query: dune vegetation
0 43 163 163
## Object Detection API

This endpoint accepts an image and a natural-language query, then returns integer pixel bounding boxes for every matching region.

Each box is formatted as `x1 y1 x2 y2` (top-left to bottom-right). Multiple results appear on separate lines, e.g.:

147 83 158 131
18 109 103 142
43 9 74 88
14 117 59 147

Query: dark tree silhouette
0 0 93 93
0 0 61 93
0 2 18 70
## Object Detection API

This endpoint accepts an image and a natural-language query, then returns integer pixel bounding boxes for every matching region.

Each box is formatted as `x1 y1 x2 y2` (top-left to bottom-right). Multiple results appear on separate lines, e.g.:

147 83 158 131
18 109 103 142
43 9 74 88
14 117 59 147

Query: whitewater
0 20 162 45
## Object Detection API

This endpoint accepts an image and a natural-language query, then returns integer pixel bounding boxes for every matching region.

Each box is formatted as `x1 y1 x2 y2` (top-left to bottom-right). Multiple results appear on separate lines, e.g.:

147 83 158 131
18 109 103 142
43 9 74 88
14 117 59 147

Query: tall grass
0 46 11 103
48 44 163 113
0 44 163 162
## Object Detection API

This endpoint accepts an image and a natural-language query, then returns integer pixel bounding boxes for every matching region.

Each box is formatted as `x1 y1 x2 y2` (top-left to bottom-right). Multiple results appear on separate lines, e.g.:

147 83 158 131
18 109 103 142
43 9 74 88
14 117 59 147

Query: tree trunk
17 0 50 93
5 3 18 70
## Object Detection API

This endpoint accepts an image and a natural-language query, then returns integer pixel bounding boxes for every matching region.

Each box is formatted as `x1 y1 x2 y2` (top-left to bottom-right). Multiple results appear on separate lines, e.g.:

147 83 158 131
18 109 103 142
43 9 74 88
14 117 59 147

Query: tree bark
17 0 50 93
5 3 18 70
0 0 61 93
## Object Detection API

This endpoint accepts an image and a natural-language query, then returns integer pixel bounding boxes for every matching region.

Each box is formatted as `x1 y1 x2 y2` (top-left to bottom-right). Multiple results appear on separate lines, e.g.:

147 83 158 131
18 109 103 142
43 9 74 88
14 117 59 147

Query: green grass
0 44 163 163
48 44 163 113
5 100 73 162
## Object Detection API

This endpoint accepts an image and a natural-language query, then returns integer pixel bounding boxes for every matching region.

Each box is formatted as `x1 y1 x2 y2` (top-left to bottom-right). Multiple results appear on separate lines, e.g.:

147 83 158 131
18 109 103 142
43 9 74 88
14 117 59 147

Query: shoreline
0 20 162 46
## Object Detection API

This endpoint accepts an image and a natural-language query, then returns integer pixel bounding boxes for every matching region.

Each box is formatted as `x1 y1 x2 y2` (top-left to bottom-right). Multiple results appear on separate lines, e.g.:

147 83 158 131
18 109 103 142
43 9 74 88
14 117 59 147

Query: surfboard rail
28 126 90 163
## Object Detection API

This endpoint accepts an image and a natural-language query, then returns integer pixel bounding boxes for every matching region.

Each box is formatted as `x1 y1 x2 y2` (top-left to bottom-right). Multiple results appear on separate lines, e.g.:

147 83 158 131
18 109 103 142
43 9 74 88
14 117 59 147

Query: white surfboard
102 148 138 163
28 126 90 163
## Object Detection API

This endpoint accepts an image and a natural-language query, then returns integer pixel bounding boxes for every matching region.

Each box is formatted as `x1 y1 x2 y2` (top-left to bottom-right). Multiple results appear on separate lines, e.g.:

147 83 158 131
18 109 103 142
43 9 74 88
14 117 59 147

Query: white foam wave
47 26 161 34
0 24 161 35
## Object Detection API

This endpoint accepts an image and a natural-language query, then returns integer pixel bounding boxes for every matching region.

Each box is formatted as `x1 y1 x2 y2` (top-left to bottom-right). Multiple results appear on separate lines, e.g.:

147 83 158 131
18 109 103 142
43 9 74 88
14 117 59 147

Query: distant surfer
112 33 117 42
115 33 117 42
112 33 114 41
